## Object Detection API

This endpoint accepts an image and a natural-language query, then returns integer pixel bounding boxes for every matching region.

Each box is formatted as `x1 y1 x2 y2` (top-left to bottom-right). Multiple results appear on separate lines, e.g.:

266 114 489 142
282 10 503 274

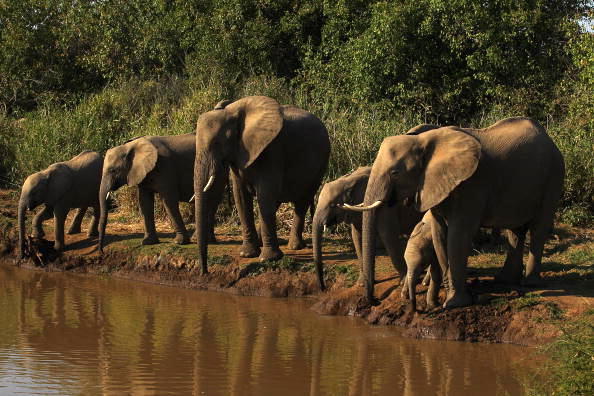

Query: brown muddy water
0 264 534 395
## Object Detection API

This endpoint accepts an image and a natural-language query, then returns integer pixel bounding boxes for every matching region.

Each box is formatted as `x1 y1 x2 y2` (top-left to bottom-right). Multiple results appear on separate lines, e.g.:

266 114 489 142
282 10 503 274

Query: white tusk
323 224 327 233
203 175 214 192
106 191 112 200
189 194 195 202
341 200 383 212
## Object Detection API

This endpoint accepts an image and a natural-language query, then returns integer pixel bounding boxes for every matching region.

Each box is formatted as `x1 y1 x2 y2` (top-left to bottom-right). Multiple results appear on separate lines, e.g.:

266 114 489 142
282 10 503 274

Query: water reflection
0 265 529 395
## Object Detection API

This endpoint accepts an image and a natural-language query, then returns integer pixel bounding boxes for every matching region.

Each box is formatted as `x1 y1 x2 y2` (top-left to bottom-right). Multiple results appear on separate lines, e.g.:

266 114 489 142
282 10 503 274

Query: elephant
18 151 103 257
98 133 226 252
347 117 565 308
193 96 330 273
312 166 422 290
404 211 442 312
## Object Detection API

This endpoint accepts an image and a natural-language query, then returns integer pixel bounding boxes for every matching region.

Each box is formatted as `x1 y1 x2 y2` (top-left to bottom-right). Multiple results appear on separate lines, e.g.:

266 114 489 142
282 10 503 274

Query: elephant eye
390 169 399 177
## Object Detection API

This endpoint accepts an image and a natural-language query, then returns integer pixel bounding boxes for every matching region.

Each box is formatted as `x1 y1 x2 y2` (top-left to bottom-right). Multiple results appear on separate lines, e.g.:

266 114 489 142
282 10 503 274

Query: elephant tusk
323 224 327 233
341 200 383 212
106 191 112 200
203 175 215 192
189 194 195 203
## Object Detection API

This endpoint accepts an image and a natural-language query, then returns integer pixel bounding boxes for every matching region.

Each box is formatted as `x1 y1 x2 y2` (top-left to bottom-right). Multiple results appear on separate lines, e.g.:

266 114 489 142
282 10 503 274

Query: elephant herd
17 96 565 309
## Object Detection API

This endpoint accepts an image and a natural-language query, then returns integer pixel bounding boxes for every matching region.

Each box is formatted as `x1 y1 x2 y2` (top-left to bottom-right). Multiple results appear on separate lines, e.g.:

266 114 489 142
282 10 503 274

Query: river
0 264 532 395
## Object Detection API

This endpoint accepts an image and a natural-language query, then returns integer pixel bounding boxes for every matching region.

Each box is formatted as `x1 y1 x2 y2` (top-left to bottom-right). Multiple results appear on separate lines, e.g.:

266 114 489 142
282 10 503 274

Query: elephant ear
46 163 73 204
416 128 481 212
226 96 283 169
127 138 158 186
342 167 371 203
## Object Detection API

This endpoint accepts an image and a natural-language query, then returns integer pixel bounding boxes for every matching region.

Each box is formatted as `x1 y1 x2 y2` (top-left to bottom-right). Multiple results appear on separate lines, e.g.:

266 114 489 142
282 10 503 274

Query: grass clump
528 310 594 396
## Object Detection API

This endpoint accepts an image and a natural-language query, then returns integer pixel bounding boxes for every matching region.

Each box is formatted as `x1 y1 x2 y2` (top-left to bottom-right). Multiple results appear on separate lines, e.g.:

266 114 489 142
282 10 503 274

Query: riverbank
1 189 592 346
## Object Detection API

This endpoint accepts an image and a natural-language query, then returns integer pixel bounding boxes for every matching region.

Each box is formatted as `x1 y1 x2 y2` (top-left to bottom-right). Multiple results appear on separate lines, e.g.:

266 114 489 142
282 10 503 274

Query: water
0 264 532 395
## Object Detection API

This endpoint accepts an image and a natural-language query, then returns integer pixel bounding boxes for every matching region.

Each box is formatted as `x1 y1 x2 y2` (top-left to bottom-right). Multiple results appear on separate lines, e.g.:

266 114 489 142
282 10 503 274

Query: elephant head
346 127 481 301
98 137 158 252
312 167 370 290
18 164 72 258
194 96 284 273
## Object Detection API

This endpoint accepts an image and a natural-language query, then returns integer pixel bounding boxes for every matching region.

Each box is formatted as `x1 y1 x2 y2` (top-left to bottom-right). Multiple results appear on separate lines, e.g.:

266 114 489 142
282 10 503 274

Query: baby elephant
404 211 443 312
18 151 103 257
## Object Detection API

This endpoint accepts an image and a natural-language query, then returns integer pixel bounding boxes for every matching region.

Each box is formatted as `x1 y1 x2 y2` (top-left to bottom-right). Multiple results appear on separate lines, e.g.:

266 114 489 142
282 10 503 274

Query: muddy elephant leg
426 258 442 310
231 172 260 258
256 191 283 262
495 227 527 284
53 206 68 252
139 187 159 245
87 205 99 237
32 205 53 238
525 219 552 284
351 224 365 285
67 207 86 234
162 193 189 245
422 270 431 286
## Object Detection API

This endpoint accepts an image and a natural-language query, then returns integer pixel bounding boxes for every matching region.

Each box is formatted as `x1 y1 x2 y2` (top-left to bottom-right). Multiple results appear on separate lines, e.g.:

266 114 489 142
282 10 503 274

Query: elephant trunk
17 197 28 259
361 166 391 302
98 180 112 253
312 208 328 291
195 151 218 274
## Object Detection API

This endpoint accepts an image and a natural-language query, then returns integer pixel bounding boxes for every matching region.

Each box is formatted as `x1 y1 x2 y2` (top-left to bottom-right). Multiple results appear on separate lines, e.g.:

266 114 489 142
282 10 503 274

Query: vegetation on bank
0 1 592 224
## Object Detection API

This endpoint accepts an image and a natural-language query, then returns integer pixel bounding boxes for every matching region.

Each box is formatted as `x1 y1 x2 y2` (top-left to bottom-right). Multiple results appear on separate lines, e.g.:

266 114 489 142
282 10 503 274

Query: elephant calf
404 211 442 312
312 167 422 290
18 151 103 257
98 133 225 252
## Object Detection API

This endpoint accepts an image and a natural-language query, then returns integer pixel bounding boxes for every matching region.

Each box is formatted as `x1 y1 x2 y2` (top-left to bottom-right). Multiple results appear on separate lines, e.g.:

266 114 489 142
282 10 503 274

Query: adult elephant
312 166 422 290
348 117 564 308
98 133 226 252
194 96 330 273
18 151 103 256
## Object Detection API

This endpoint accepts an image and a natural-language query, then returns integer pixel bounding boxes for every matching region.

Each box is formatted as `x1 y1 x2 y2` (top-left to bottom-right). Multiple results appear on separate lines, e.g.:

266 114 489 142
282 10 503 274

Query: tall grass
0 74 592 225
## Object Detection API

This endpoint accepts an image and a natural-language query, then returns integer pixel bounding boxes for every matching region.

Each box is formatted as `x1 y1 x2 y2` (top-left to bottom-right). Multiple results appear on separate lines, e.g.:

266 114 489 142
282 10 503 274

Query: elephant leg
426 258 442 310
256 192 283 262
495 227 527 284
525 217 552 284
87 205 100 237
377 211 407 280
422 270 431 286
32 205 53 238
288 200 308 250
351 224 365 285
53 206 68 251
162 194 189 245
231 172 260 258
67 207 86 234
443 216 479 309
139 187 160 245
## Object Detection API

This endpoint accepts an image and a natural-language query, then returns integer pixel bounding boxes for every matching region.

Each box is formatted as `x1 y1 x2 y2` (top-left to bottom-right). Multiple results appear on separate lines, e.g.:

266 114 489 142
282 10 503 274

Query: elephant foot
142 235 160 245
287 238 306 250
174 233 190 245
400 283 409 299
259 246 283 262
53 241 64 252
443 290 473 309
239 243 260 258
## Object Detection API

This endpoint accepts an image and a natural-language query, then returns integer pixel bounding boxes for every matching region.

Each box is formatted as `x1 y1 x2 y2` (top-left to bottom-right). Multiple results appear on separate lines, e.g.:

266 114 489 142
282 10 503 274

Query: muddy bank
1 190 592 346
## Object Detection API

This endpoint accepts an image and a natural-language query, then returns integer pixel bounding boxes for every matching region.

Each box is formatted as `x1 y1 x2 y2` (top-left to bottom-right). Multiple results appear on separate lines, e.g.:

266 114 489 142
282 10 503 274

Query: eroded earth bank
1 190 592 346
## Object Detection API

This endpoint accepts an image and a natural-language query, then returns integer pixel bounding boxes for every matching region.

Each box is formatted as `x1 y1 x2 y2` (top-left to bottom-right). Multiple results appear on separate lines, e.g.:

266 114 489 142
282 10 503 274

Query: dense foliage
0 0 592 222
